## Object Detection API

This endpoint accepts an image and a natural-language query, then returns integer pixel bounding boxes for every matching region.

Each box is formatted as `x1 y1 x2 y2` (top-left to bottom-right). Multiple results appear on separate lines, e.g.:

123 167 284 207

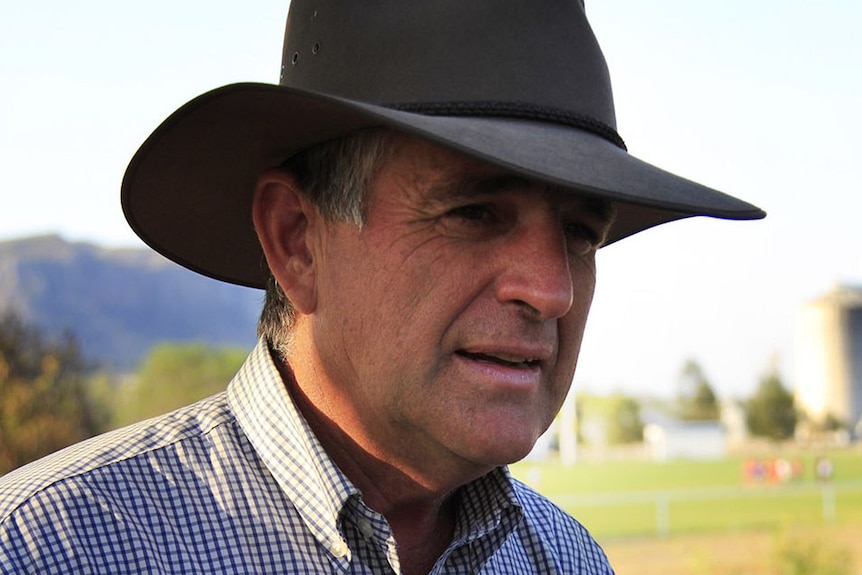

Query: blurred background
1 1 860 573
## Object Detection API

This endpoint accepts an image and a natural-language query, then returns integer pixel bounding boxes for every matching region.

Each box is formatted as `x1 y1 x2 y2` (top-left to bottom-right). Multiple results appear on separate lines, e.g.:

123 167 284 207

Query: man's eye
564 223 600 251
439 204 504 240
447 204 493 222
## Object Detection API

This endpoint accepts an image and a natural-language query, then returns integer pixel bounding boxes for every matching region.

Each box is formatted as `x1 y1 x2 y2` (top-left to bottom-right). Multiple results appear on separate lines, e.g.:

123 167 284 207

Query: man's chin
460 433 543 469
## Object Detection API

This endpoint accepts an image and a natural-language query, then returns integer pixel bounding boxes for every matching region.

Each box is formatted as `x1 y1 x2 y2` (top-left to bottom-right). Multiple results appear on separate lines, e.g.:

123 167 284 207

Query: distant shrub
773 529 852 575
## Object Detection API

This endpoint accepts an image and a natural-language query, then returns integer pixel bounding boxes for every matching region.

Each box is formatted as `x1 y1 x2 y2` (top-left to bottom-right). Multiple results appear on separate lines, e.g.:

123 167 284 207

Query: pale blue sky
1 1 860 399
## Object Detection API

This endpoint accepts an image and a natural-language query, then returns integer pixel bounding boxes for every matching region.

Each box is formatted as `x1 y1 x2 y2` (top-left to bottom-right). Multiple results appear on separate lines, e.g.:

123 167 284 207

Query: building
643 419 726 461
794 284 862 437
639 406 728 461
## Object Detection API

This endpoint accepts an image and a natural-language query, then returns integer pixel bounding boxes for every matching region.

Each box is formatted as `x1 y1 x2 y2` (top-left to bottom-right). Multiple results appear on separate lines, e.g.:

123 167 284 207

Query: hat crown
281 0 617 133
122 0 763 290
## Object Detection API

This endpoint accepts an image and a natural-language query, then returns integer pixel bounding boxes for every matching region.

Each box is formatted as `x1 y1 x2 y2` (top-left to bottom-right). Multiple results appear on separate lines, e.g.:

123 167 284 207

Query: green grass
510 450 862 539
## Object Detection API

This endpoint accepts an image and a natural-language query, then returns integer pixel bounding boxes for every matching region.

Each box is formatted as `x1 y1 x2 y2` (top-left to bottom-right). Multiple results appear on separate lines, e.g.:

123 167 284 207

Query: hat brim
122 82 765 288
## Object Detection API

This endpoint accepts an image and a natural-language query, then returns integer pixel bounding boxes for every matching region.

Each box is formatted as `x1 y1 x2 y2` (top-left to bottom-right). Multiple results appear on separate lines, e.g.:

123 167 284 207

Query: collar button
330 540 349 558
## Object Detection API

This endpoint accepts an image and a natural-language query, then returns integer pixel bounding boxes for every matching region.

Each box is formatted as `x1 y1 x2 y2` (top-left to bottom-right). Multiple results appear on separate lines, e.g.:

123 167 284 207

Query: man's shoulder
0 392 232 523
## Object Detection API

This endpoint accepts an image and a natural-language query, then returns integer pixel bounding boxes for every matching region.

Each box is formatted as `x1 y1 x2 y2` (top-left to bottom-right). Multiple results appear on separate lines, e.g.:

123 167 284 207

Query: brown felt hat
121 0 764 289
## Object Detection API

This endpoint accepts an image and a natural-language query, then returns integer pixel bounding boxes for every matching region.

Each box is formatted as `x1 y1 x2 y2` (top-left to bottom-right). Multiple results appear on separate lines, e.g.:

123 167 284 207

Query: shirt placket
341 497 402 574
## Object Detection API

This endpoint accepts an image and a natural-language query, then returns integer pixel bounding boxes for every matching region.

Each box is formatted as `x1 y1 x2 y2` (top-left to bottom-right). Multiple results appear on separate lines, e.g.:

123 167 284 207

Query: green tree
0 313 107 474
745 370 797 440
576 392 644 445
607 394 644 444
676 359 720 421
113 343 247 427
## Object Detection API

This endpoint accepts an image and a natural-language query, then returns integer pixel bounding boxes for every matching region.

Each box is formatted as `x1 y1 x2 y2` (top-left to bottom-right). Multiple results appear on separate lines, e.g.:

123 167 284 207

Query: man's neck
387 500 456 575
275 354 460 573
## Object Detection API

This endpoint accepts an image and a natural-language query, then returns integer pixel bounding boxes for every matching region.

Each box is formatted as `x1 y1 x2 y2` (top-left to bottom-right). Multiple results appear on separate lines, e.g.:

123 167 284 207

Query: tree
112 343 247 427
0 313 107 474
607 394 645 444
745 370 797 440
675 359 720 421
575 392 644 446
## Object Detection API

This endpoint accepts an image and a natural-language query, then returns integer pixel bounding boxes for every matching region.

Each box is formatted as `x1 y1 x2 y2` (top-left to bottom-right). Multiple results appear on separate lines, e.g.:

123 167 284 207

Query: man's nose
494 221 575 320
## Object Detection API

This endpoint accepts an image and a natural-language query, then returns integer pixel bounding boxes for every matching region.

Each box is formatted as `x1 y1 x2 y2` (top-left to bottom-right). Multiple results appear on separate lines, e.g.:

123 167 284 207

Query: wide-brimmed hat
121 0 764 289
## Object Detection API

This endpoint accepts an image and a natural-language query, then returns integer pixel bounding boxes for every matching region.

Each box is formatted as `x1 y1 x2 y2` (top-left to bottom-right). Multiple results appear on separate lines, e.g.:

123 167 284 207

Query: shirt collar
455 466 524 546
227 339 358 557
228 339 525 562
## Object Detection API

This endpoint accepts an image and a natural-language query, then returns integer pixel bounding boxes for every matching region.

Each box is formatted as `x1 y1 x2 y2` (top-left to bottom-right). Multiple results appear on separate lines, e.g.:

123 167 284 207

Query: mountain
0 235 261 370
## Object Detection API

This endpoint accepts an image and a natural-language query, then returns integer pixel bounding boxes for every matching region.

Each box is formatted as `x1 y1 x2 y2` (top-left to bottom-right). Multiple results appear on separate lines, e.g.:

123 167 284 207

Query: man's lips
455 350 543 369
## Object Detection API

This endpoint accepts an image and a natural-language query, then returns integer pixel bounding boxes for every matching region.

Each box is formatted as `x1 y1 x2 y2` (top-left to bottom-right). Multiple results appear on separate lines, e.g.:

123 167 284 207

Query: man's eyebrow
424 173 528 205
576 195 617 224
428 172 616 223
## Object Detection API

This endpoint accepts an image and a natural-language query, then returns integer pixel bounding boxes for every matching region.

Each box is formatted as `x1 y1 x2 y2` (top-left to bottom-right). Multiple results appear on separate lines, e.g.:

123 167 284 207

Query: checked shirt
0 340 614 574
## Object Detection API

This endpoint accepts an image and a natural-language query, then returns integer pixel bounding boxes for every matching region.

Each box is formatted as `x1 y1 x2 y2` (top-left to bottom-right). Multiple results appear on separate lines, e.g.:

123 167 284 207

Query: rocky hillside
0 235 261 370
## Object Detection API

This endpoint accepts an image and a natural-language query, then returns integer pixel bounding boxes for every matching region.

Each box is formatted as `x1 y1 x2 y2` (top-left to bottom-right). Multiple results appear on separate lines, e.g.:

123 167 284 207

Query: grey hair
257 128 394 357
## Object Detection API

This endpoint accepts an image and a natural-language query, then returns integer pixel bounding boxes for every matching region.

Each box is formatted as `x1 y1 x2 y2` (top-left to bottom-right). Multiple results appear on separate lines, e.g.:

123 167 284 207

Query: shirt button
331 540 349 558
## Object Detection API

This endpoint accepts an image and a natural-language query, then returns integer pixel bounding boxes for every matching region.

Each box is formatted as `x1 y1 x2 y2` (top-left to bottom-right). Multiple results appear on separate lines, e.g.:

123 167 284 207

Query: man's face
306 134 613 474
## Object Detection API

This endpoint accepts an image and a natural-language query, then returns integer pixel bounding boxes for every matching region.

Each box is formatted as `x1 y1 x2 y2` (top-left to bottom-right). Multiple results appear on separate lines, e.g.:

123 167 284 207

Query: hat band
388 101 627 151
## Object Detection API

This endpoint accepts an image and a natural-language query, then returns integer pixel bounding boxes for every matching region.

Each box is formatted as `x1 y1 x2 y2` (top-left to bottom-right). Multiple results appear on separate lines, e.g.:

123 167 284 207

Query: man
0 1 763 573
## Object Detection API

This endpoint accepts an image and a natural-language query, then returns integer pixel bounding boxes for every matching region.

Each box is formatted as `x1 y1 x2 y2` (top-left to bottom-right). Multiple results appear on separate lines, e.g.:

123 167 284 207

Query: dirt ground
601 525 861 575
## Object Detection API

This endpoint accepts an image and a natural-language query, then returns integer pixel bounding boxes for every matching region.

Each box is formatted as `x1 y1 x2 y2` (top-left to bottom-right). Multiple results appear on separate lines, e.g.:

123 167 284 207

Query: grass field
510 448 862 574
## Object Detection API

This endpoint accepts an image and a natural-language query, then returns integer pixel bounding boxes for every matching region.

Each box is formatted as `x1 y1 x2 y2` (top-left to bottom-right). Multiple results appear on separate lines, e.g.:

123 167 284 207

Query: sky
1 1 860 400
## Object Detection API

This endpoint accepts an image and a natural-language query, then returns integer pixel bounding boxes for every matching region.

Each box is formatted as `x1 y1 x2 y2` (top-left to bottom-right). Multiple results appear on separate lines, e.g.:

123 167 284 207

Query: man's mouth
456 350 540 369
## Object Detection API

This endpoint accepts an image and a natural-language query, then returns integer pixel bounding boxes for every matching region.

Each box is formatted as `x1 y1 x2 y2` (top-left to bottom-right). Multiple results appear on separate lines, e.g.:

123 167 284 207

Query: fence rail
549 479 862 538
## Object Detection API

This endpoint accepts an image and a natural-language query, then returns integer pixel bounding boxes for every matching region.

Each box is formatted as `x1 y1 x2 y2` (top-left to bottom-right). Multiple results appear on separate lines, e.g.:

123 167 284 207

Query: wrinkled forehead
380 131 617 224
436 171 616 221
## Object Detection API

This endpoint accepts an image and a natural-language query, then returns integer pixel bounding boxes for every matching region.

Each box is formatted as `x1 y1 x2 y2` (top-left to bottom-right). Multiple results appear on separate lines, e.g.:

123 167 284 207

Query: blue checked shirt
0 340 614 574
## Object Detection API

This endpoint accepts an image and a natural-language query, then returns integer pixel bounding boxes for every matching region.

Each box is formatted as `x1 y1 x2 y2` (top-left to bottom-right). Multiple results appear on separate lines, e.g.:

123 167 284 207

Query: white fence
550 479 862 538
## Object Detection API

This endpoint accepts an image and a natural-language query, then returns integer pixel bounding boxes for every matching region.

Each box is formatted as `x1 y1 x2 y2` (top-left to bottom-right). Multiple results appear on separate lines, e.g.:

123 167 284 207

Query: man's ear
252 168 318 314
